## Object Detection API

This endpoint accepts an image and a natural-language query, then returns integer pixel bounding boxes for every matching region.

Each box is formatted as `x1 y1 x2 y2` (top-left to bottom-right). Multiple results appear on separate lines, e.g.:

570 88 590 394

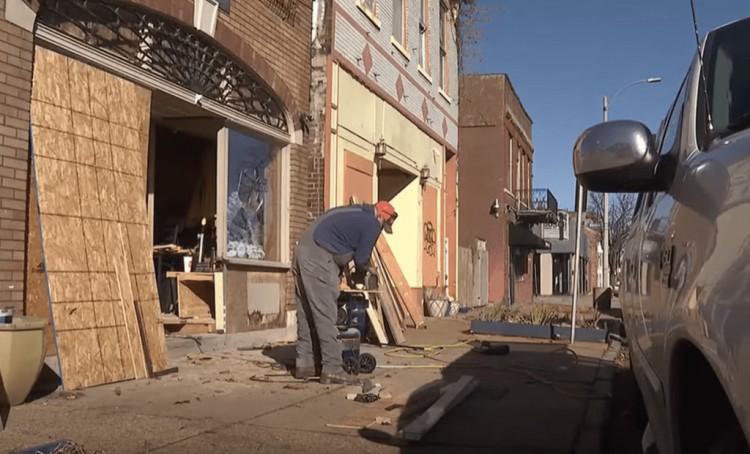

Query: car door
633 74 690 401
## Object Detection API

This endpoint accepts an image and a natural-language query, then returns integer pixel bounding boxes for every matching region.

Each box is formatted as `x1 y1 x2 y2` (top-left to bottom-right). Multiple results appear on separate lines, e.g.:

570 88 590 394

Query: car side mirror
573 120 664 193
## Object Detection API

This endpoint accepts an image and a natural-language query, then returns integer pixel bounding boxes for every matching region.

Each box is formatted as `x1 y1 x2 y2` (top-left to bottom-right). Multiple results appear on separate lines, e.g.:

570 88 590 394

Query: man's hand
350 268 367 286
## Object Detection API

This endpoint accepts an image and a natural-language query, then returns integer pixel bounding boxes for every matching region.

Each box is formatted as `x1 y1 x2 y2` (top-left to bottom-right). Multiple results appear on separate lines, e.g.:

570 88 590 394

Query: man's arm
353 219 382 272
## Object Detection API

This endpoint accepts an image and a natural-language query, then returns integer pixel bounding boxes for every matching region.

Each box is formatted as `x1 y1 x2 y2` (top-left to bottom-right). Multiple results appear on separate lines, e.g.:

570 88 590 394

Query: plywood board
31 47 168 389
24 174 55 356
376 236 425 328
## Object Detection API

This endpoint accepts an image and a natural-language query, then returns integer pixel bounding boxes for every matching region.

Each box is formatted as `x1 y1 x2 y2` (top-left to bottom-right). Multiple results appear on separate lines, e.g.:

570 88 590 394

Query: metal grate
36 0 288 133
260 0 300 24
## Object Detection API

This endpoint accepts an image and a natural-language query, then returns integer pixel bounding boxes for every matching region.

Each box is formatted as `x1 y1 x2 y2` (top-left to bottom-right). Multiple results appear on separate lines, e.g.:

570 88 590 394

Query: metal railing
516 188 558 215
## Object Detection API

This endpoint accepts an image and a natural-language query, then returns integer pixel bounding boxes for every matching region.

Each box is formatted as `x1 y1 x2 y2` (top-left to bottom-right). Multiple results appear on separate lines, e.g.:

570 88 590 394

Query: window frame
392 0 407 47
216 125 291 268
508 135 514 192
438 1 448 91
418 0 430 73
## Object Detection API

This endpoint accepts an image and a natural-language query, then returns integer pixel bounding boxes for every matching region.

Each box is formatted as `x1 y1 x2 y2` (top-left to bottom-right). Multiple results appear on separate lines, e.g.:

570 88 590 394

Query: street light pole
600 77 661 290
570 76 661 345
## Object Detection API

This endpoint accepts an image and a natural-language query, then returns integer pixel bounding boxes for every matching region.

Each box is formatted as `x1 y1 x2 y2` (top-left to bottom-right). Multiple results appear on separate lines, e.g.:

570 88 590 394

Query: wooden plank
166 271 214 281
374 252 407 328
111 222 148 380
401 375 478 441
214 272 226 332
376 237 425 328
360 290 388 345
370 258 407 346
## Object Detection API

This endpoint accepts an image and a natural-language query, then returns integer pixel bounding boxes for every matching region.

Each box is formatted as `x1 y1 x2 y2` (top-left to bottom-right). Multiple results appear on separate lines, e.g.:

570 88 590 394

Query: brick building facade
1 0 316 339
459 74 555 306
311 0 460 304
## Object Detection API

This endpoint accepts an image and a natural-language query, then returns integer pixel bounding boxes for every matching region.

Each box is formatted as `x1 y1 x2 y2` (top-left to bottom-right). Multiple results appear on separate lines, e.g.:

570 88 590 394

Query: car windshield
707 17 750 138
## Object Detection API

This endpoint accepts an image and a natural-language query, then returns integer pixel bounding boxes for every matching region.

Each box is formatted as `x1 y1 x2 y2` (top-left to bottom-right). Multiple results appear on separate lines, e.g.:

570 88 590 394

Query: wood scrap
373 264 407 346
400 375 478 442
365 302 389 345
373 252 407 328
376 237 426 328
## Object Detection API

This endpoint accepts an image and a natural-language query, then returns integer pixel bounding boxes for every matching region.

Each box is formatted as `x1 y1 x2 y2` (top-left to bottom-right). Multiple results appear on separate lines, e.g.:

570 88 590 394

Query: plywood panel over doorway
343 150 374 204
30 47 168 389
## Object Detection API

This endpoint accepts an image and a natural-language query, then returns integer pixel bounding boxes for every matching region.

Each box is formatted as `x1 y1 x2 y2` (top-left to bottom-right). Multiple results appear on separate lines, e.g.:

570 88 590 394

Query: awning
509 223 551 250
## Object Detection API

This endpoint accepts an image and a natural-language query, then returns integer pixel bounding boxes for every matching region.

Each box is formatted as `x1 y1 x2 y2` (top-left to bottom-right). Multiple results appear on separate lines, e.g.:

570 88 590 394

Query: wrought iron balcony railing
514 188 558 225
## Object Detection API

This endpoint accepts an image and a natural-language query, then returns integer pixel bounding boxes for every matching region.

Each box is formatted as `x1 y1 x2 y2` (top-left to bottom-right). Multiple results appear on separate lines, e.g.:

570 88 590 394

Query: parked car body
573 17 750 454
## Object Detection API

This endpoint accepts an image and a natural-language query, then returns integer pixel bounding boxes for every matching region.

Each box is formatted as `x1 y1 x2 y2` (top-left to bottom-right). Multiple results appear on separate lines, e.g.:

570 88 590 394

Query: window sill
438 87 452 104
357 2 381 29
417 65 433 84
222 258 292 270
391 36 411 60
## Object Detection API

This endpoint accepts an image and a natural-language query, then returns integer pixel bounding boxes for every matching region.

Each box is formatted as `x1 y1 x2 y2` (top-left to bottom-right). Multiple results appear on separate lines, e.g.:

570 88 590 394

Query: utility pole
570 77 661 344
599 77 661 290
602 96 610 289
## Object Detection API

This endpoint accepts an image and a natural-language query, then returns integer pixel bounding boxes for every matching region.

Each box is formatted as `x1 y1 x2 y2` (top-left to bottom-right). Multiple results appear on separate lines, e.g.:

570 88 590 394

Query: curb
572 340 621 453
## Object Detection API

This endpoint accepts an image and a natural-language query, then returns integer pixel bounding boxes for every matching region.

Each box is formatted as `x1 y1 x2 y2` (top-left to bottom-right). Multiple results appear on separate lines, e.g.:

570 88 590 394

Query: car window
704 17 750 140
658 76 688 156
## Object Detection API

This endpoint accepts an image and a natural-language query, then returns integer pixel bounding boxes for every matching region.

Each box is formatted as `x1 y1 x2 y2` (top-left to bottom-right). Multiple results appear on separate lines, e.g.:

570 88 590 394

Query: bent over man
293 201 398 384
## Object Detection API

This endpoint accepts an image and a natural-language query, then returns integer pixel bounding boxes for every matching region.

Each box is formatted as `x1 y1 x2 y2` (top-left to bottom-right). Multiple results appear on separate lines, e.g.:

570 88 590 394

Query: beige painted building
311 0 460 304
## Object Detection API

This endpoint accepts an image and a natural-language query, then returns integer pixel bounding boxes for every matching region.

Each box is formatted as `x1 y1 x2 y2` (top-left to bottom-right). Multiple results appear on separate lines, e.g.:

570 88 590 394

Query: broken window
226 129 280 262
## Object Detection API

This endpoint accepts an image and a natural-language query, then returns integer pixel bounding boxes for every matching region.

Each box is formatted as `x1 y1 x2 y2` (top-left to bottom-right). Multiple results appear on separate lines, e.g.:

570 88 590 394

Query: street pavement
0 317 617 454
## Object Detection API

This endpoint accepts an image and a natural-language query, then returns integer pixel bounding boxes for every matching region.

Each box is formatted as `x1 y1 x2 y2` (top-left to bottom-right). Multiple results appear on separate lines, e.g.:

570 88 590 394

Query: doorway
148 92 223 316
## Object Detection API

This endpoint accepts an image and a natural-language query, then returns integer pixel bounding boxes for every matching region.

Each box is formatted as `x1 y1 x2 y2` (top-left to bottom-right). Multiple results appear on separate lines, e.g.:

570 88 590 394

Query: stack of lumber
347 197 426 346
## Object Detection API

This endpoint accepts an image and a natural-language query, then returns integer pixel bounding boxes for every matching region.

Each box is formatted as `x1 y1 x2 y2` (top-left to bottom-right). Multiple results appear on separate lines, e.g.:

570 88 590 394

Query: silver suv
573 17 750 454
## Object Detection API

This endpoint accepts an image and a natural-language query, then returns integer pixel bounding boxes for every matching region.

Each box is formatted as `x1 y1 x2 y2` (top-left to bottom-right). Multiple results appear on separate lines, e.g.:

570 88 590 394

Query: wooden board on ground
376 237 425 328
372 254 406 345
400 375 478 441
31 48 168 389
362 293 388 345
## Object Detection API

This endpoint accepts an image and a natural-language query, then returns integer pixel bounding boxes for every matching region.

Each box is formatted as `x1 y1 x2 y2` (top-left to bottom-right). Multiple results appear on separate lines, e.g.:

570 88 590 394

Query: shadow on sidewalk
357 340 606 453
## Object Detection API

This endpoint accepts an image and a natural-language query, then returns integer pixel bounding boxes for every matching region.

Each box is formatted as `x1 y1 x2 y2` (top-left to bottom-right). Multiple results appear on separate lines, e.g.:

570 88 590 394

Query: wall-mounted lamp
419 165 431 186
489 198 501 218
374 139 387 160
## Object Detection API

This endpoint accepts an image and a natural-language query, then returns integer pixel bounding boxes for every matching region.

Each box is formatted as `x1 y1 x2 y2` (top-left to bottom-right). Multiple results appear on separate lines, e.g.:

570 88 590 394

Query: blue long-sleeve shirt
313 205 381 271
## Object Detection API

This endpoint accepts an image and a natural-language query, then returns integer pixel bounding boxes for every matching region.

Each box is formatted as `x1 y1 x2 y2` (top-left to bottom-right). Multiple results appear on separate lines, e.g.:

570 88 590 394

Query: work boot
294 366 319 380
320 369 362 385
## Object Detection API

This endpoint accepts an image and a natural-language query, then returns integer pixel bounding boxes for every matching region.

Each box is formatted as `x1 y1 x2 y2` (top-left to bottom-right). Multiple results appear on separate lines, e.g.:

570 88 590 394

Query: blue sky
469 0 750 210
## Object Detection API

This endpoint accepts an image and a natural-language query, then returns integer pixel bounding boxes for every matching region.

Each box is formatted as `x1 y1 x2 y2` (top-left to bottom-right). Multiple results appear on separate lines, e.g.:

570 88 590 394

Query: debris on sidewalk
325 416 393 430
10 439 101 454
472 341 511 355
58 391 82 401
187 353 212 363
346 379 385 403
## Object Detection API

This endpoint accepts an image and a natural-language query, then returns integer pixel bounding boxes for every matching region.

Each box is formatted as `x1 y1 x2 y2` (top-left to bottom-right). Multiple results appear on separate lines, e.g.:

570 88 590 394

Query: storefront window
225 129 280 262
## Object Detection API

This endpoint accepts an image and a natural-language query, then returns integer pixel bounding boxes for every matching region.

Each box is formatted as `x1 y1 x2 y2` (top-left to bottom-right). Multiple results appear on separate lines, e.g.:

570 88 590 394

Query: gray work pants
293 239 342 374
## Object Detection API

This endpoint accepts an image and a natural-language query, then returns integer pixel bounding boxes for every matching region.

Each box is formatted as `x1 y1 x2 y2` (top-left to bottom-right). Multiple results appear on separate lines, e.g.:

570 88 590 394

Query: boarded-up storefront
30 48 168 389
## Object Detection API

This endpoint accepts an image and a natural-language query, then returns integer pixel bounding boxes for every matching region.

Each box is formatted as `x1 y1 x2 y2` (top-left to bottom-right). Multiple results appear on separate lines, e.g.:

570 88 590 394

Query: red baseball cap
375 201 398 234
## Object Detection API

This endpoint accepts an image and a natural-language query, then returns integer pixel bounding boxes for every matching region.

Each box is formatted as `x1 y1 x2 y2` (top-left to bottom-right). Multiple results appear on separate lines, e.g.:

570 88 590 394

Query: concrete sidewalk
0 318 617 454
